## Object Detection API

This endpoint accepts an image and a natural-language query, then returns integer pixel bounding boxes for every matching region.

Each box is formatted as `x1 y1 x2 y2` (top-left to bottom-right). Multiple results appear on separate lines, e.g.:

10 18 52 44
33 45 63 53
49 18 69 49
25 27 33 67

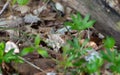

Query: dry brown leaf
42 13 56 21
45 34 65 52
80 39 98 49
25 25 38 35
13 5 30 14
24 14 41 23
33 3 47 16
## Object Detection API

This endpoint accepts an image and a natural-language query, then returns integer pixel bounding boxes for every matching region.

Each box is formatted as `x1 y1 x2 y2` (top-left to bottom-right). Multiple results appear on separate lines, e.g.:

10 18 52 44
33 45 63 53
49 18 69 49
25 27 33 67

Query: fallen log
63 0 120 49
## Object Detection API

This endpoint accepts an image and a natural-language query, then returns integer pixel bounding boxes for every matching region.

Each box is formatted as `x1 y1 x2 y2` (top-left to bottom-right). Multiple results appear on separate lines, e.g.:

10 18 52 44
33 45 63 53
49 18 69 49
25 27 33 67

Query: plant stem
0 0 11 15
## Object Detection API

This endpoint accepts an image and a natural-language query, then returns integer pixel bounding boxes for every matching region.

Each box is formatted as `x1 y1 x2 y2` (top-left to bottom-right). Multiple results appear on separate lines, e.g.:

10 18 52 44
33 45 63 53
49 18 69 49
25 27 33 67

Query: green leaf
104 37 115 48
80 39 89 49
3 49 17 63
64 21 71 26
83 14 90 24
68 55 75 61
17 0 29 5
73 59 85 66
34 35 41 46
63 44 70 55
12 0 17 5
86 58 103 73
101 49 117 62
109 53 120 73
65 60 73 68
4 55 17 63
110 65 120 73
76 12 82 21
20 47 34 56
71 15 77 24
0 58 3 64
101 50 112 62
13 58 24 63
107 49 116 61
73 38 80 49
84 20 96 29
64 12 96 32
37 49 48 57
4 49 14 57
0 42 5 57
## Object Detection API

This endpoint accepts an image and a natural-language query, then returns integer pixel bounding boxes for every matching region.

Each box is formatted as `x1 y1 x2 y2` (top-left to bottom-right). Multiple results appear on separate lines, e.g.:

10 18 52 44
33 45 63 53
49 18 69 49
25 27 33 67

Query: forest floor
0 0 120 75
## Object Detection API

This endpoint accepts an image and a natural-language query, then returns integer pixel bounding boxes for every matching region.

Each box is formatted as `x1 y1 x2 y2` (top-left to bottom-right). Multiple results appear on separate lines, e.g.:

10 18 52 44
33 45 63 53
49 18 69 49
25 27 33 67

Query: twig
33 0 50 16
0 0 11 15
17 56 46 73
87 28 90 39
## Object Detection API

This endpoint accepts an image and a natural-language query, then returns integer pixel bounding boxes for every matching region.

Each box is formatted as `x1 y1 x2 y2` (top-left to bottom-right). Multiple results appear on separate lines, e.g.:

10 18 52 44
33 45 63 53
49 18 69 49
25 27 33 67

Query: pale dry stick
0 0 11 15
33 0 50 16
87 28 90 39
18 56 46 73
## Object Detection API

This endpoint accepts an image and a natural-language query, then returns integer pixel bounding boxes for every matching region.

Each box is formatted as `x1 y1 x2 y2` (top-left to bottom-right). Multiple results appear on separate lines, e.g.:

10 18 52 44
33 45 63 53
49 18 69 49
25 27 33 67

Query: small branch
87 28 90 39
0 0 11 15
33 0 50 16
17 56 46 73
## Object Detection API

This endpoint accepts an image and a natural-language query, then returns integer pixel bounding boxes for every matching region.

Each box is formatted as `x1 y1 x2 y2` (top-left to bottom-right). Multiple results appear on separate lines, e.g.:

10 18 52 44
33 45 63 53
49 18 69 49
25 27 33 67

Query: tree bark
63 0 120 49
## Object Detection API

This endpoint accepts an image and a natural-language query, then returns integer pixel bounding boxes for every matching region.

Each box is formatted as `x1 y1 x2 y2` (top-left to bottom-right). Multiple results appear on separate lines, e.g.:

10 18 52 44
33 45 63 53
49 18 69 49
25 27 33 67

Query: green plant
12 0 29 5
62 12 120 74
57 37 103 74
0 34 48 64
0 42 20 64
20 35 48 57
101 37 120 73
56 13 101 74
59 36 120 75
103 36 115 48
101 49 120 73
0 35 48 74
64 12 96 32
86 56 103 74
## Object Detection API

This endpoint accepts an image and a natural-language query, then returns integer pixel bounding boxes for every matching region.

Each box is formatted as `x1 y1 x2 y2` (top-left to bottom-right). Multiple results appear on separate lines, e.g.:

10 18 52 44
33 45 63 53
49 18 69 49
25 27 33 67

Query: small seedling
64 12 96 32
20 35 48 57
0 42 20 64
12 0 29 5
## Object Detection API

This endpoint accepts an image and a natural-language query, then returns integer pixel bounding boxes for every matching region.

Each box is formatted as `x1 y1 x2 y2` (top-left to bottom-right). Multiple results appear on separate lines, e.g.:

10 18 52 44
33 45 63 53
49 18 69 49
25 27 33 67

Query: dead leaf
55 2 64 13
13 5 30 14
42 13 56 21
24 14 41 23
56 26 71 35
45 34 65 52
84 49 101 62
80 39 98 49
33 2 47 16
